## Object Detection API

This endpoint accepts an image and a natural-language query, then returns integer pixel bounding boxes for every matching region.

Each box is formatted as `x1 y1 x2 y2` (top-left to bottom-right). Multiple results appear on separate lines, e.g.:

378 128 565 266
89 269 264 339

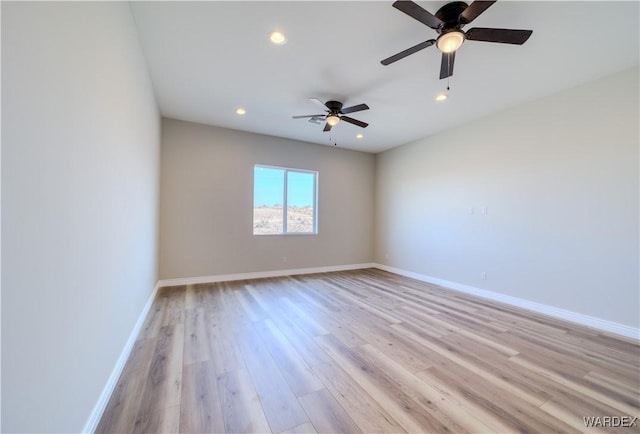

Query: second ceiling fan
381 0 533 79
293 98 369 132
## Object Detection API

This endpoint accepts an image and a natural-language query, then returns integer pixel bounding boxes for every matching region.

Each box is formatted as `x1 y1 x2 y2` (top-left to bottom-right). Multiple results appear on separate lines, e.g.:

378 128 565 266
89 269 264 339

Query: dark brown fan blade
392 1 443 30
293 114 324 119
381 39 436 65
439 51 455 79
460 1 496 24
323 122 332 132
341 116 368 128
341 103 369 114
466 27 533 44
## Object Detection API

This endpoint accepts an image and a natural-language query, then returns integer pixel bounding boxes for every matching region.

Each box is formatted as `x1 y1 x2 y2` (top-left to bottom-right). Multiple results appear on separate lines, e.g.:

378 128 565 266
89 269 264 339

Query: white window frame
253 164 318 235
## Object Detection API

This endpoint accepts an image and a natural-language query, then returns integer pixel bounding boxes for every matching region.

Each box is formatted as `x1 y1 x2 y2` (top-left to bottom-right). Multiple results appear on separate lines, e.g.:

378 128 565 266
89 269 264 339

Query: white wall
160 119 375 279
1 3 160 432
376 67 639 329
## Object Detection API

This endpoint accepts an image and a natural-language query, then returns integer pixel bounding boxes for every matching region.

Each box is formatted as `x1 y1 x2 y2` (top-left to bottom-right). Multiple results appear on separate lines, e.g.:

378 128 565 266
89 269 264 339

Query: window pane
287 171 315 233
253 167 284 234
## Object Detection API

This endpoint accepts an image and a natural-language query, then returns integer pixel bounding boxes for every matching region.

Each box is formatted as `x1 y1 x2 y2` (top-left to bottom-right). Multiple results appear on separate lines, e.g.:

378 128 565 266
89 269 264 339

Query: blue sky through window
254 167 283 207
287 171 314 207
254 166 314 207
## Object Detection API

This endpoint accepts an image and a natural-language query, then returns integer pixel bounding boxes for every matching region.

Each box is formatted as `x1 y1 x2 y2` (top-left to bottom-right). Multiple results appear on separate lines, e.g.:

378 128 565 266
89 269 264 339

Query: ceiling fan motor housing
435 1 469 31
324 100 344 114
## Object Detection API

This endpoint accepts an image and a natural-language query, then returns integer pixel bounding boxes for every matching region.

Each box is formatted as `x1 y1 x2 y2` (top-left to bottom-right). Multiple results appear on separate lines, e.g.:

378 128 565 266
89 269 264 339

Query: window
253 165 317 235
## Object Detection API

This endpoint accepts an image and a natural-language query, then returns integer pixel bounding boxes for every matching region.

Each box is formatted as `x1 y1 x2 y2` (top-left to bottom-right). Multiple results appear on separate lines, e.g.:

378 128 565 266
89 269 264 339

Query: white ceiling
130 1 639 153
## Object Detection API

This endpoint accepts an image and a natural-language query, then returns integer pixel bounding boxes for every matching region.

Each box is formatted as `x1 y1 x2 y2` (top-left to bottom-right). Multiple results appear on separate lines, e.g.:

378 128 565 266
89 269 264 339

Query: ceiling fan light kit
327 115 341 126
269 31 287 45
437 30 465 53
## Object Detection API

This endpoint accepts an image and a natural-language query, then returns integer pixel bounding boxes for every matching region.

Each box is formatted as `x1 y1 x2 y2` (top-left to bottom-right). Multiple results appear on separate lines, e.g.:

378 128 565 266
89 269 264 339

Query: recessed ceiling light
236 108 246 115
356 134 364 139
269 31 287 45
435 93 448 102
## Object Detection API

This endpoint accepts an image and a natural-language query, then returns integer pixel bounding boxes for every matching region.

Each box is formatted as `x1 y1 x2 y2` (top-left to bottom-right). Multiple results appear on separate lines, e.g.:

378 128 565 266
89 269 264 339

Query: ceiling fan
381 1 533 79
293 98 369 132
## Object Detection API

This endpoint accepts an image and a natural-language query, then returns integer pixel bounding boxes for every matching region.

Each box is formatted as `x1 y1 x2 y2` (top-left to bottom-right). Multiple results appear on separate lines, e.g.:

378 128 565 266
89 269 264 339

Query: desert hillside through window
253 165 317 235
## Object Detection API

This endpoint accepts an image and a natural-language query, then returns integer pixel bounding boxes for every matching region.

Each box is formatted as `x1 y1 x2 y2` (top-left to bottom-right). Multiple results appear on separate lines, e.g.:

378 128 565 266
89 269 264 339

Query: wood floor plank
185 284 207 310
254 319 325 397
298 388 360 434
358 343 492 433
314 333 454 433
183 308 210 365
454 327 519 357
280 295 368 348
216 282 251 327
509 354 640 416
120 338 157 377
216 368 272 433
159 286 186 327
539 398 627 434
416 364 578 433
180 361 225 433
390 322 548 407
311 361 407 433
235 323 310 432
132 404 180 434
266 308 333 367
303 275 396 324
401 287 480 315
137 298 166 341
96 365 149 434
392 305 456 337
336 309 433 372
278 296 331 337
583 371 640 405
244 282 278 313
278 422 318 434
97 269 640 434
397 301 449 323
428 336 559 403
136 324 184 419
233 287 268 322
411 367 517 433
496 330 619 378
206 309 246 376
288 276 346 314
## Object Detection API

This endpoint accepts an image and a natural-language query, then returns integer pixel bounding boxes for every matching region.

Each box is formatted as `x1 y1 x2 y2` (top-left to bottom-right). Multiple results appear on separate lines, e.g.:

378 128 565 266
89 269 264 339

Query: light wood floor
96 269 640 433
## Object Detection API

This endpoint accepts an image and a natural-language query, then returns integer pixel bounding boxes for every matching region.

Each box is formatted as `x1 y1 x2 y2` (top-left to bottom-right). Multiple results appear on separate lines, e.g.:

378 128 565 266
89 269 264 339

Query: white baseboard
374 263 639 341
156 262 377 288
82 282 161 433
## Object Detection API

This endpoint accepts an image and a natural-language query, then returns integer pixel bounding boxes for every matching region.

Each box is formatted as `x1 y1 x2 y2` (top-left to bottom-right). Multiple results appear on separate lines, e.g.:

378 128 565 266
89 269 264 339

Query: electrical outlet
481 271 487 280
283 256 287 263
